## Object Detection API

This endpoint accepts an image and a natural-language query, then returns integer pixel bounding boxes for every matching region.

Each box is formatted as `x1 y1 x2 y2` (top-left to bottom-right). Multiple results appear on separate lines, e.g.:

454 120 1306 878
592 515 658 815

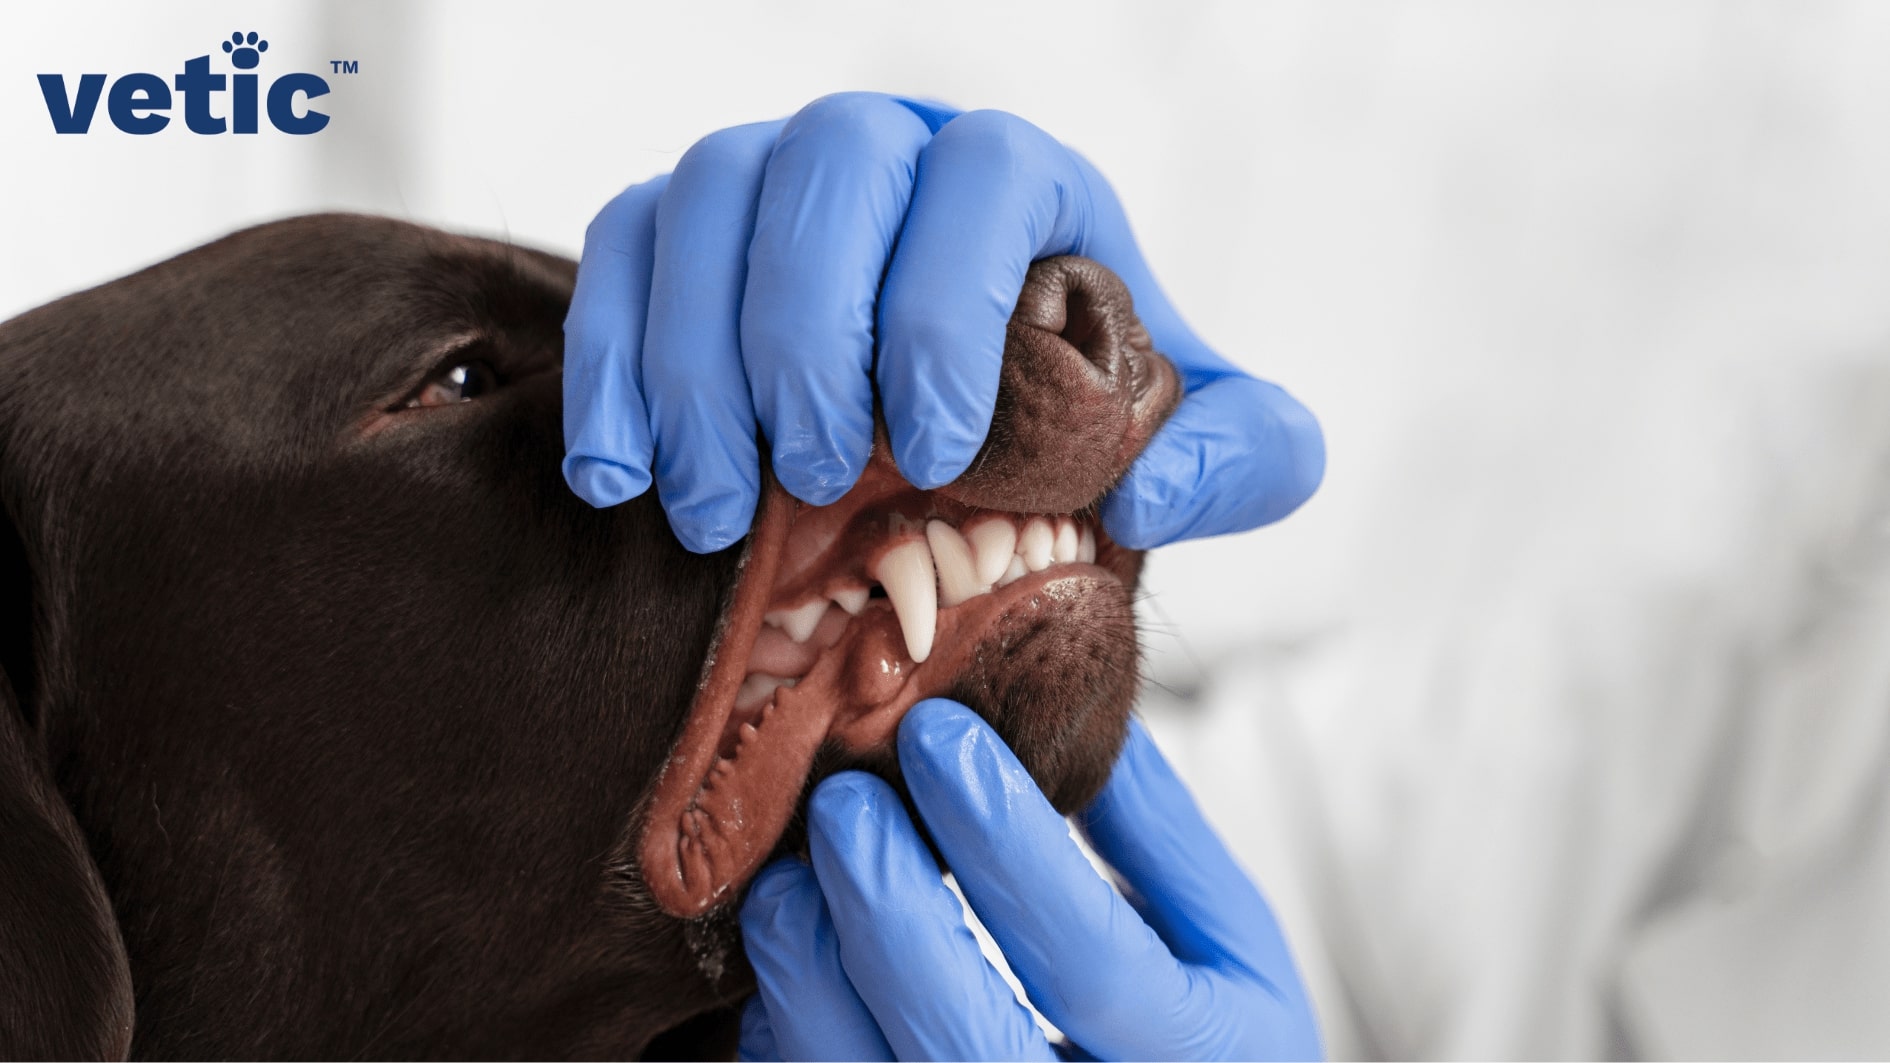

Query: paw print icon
222 31 269 70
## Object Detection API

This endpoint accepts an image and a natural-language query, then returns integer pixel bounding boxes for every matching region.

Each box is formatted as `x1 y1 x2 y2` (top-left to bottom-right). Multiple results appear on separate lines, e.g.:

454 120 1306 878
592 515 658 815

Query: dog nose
934 256 1180 515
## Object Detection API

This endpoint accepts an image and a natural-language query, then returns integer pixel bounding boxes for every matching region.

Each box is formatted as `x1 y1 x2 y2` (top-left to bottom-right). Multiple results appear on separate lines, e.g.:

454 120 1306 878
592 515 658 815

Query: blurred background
6 2 1890 1057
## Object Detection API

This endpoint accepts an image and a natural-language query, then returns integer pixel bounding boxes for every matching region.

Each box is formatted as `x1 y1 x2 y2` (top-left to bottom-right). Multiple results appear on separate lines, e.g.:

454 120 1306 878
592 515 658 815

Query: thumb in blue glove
737 699 1322 1061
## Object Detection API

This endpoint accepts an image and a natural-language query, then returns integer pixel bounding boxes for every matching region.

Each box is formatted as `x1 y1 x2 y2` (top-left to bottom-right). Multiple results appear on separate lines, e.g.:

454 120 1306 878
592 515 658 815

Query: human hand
562 94 1324 554
737 699 1322 1060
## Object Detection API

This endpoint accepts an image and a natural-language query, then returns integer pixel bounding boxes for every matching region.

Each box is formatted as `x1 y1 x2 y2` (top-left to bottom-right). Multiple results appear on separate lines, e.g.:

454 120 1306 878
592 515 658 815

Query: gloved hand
737 699 1322 1061
562 93 1325 553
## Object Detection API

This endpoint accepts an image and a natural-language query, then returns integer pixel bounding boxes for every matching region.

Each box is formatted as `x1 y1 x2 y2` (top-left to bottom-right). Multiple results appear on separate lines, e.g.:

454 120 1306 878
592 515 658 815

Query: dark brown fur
0 215 1167 1058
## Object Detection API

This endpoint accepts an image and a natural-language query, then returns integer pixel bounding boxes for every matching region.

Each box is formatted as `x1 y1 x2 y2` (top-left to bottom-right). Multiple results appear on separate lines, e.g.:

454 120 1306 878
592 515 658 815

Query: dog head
0 214 1175 1056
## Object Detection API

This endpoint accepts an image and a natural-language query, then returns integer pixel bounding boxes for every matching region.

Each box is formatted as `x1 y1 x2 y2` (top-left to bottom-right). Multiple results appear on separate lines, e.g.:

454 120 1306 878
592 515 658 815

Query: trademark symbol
329 60 359 74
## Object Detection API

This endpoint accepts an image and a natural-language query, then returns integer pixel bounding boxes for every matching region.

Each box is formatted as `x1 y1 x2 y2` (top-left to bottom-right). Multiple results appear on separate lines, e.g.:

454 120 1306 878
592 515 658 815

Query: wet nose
934 256 1180 515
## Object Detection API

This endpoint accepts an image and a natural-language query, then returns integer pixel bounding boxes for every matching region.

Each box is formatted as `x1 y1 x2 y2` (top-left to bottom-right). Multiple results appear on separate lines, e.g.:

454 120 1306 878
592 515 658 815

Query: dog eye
406 361 499 409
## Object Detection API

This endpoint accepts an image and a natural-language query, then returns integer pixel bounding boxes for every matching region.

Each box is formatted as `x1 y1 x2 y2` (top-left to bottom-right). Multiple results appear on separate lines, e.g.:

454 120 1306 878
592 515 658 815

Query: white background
6 3 1890 1057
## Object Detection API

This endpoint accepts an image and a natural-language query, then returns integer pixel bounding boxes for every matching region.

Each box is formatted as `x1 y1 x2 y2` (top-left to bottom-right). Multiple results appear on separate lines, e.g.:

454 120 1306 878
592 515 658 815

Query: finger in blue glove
897 699 1323 1060
802 771 1058 1061
565 95 1325 555
740 94 934 507
740 858 895 1062
561 176 667 510
737 995 781 1063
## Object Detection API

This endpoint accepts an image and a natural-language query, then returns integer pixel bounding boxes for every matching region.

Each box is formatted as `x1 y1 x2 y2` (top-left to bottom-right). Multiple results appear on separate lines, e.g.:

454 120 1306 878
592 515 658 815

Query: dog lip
635 472 797 917
636 463 1135 918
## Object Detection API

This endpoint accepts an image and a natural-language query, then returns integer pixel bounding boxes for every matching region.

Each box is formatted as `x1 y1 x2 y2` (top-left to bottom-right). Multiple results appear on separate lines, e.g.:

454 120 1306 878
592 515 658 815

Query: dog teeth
735 673 796 712
1052 518 1079 564
751 514 1103 685
764 599 829 643
1019 517 1055 572
926 520 987 608
964 517 1018 586
873 539 937 663
831 586 870 616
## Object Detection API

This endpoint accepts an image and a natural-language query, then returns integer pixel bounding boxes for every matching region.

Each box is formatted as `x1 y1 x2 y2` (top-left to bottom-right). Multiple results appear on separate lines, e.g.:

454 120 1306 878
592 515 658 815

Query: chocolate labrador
0 214 1177 1058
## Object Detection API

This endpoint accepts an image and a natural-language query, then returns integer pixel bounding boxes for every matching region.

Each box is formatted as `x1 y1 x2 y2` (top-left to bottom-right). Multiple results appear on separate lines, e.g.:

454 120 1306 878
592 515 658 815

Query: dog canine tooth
1019 517 1054 572
998 554 1028 587
926 520 987 607
1051 518 1079 564
873 539 937 663
964 517 1018 586
1077 524 1097 563
764 599 828 643
831 586 870 616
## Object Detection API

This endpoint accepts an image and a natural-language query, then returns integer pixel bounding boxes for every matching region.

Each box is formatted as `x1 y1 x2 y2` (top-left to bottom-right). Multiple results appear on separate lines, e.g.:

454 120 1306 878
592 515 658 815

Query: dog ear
0 441 136 1056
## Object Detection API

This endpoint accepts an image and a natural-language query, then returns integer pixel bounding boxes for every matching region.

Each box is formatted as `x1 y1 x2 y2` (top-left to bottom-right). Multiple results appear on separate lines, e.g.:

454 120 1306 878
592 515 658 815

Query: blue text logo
38 31 334 135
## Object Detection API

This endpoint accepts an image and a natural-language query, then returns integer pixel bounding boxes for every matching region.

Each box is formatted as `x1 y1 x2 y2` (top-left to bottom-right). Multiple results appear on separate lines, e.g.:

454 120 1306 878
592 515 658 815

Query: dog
0 214 1177 1058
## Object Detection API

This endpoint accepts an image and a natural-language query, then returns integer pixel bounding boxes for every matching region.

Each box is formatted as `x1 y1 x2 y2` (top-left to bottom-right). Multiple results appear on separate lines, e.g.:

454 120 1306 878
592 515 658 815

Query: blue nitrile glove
562 93 1325 553
737 699 1323 1061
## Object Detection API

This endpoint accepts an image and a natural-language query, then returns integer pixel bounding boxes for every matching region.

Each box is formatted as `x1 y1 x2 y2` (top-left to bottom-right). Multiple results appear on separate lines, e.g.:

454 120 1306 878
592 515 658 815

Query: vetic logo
37 31 338 135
